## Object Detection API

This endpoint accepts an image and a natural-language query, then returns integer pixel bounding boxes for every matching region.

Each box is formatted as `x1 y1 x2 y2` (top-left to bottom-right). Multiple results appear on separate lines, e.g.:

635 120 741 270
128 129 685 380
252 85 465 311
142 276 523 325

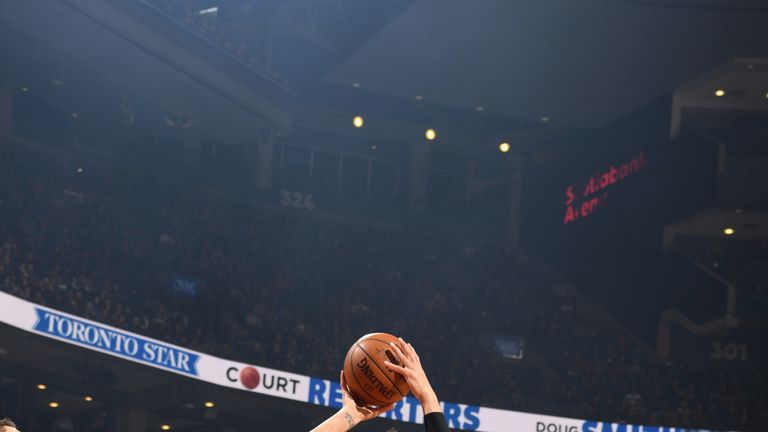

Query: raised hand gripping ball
343 332 410 407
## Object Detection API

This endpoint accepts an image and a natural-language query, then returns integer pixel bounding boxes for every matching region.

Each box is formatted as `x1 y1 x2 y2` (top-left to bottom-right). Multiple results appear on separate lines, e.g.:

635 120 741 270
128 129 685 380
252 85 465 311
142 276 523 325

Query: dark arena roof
0 1 767 431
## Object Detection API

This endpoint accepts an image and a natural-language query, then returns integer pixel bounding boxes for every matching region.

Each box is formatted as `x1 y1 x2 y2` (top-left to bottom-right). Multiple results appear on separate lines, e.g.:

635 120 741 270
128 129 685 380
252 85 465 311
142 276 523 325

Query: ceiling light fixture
198 7 218 15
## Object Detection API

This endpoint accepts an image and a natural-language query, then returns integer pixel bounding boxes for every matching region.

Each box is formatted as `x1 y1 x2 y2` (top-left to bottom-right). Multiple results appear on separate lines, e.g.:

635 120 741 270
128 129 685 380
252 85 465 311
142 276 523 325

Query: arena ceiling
324 0 768 129
1 0 767 149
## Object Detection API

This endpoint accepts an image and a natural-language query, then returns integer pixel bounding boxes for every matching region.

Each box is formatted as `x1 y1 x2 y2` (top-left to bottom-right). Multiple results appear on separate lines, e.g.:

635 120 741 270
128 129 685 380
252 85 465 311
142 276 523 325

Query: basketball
343 332 410 406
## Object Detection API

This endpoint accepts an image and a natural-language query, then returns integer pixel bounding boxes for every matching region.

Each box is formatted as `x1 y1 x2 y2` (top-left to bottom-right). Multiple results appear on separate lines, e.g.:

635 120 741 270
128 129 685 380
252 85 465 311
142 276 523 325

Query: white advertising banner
0 291 725 432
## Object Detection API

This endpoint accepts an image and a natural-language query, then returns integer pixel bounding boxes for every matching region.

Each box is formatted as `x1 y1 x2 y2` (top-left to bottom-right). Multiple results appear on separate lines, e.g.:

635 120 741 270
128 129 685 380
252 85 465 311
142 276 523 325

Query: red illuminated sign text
563 150 646 224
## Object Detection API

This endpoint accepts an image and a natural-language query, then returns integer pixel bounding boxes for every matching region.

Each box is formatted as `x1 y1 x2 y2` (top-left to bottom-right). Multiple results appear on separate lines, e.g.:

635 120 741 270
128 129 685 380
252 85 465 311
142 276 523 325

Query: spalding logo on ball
343 332 410 406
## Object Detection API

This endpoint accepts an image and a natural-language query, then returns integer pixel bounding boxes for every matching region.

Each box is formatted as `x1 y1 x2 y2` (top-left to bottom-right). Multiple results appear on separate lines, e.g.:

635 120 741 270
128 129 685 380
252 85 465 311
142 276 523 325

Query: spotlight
541 116 550 123
353 116 364 128
414 95 423 101
49 402 59 408
425 129 436 141
37 384 47 390
77 167 83 174
371 145 377 151
71 112 78 119
352 82 361 88
499 142 510 153
475 106 484 112
723 227 734 236
84 396 93 402
204 401 215 408
161 425 171 431
714 89 726 97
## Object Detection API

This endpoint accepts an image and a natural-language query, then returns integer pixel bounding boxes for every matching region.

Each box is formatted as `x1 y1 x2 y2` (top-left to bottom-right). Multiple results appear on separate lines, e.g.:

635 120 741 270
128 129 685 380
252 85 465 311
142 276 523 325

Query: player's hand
384 337 441 414
339 370 393 426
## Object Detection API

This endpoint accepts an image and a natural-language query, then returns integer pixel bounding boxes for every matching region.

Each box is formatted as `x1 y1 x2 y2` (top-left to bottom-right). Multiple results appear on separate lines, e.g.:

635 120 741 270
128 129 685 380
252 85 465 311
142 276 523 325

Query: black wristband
424 412 449 432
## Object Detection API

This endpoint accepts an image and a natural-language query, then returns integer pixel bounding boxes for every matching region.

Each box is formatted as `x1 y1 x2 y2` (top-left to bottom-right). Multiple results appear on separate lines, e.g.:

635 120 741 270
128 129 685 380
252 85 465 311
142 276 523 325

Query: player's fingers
406 341 416 357
395 338 414 361
384 361 411 377
400 338 418 361
389 342 411 366
407 343 421 363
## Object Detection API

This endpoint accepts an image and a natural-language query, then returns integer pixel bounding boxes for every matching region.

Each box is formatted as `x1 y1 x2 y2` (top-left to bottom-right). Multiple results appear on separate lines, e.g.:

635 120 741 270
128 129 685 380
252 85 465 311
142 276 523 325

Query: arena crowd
0 144 765 431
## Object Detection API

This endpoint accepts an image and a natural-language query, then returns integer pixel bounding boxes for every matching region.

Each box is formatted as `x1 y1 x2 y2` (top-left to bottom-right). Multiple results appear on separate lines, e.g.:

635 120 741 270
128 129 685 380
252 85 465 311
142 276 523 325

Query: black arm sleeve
424 412 450 432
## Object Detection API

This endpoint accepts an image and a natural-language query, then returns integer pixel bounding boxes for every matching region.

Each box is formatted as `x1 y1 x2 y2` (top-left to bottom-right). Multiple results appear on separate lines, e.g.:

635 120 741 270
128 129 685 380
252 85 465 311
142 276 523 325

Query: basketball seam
348 346 390 406
357 342 406 398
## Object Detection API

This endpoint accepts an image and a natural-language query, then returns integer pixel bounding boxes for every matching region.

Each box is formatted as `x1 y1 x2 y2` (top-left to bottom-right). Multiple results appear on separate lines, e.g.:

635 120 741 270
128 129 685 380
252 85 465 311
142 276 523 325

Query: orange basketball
343 332 410 406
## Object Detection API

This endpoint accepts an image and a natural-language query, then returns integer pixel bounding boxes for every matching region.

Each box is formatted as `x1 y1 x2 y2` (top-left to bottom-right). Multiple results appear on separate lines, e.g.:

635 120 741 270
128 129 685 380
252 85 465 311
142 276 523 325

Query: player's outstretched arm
384 338 449 432
309 371 393 432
